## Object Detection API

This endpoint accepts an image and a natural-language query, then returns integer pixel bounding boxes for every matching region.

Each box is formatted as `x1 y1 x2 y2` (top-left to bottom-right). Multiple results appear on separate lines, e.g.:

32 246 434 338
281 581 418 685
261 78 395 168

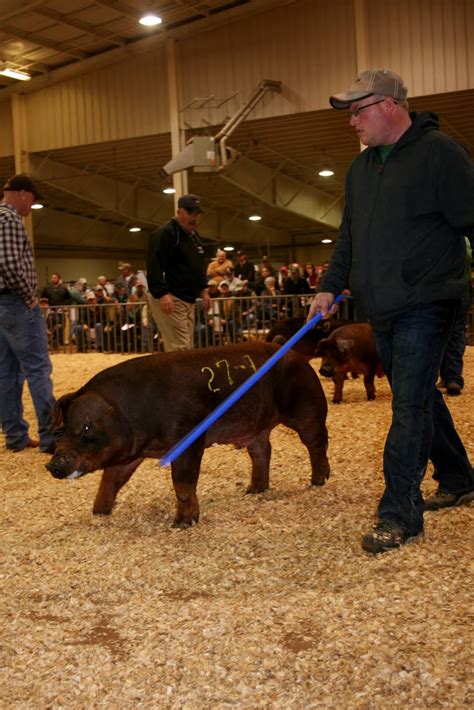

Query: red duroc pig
46 342 330 527
314 323 384 404
265 317 356 360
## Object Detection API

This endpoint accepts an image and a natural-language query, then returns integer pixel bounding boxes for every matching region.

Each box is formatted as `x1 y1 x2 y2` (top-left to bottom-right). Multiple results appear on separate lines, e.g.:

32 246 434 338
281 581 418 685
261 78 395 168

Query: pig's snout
46 452 71 479
319 363 334 378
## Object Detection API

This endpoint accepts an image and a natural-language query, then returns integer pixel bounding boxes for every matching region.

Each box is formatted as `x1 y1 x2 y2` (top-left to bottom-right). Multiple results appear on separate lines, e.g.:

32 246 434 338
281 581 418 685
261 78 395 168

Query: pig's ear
336 338 354 352
271 335 286 345
314 337 329 357
322 321 332 332
52 392 77 427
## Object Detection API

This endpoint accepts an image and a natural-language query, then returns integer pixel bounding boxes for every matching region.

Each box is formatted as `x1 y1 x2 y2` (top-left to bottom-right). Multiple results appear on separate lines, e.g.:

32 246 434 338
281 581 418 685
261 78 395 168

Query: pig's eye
81 423 94 441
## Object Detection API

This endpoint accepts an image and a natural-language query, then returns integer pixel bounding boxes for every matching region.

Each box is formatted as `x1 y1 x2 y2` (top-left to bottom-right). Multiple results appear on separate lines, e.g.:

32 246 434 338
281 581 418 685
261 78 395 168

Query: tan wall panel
25 49 169 152
365 0 474 94
7 0 472 155
0 100 13 157
179 0 356 128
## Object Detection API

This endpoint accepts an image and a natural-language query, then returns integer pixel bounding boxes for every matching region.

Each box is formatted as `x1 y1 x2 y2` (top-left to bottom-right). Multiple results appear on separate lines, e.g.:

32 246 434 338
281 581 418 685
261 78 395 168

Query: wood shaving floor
1 349 473 709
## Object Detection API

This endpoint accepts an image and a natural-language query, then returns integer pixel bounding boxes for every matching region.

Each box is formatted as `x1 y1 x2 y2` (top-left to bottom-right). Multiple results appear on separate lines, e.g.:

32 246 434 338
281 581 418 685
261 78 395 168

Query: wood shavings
1 349 473 708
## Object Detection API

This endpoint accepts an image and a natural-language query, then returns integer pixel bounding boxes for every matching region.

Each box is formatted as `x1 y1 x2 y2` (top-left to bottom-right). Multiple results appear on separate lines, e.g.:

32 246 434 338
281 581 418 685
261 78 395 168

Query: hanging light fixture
162 186 176 194
129 226 141 233
318 167 334 177
0 64 31 81
248 214 262 222
139 13 162 26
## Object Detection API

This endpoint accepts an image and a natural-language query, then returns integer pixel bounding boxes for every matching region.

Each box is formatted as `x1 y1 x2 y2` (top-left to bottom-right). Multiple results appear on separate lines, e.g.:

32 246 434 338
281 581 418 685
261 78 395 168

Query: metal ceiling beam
220 155 343 230
33 6 128 47
29 154 170 227
1 22 90 60
28 153 287 247
92 0 142 20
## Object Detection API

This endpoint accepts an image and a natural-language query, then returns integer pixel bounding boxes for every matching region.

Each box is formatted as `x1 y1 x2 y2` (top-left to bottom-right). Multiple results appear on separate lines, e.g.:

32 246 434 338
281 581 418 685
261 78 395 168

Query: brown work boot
424 486 474 511
361 519 422 554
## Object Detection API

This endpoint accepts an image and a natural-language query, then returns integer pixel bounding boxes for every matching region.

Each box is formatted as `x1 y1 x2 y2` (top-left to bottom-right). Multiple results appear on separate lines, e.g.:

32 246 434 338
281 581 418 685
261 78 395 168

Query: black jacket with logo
322 112 474 324
147 218 208 303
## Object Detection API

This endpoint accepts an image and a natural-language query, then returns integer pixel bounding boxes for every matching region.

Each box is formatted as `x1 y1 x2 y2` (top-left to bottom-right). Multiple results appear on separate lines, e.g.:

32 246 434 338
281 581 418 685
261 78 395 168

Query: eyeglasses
350 98 385 118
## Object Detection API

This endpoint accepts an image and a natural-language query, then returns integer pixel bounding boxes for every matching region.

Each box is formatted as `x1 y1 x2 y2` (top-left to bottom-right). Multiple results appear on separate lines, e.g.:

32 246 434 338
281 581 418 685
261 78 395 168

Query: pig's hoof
368 394 376 400
332 399 342 404
172 517 198 529
311 476 328 487
245 485 268 494
92 508 113 516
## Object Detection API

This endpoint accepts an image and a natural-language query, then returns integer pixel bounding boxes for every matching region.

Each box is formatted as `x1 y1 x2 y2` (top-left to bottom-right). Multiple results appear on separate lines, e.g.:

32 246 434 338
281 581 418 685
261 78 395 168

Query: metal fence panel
41 294 359 355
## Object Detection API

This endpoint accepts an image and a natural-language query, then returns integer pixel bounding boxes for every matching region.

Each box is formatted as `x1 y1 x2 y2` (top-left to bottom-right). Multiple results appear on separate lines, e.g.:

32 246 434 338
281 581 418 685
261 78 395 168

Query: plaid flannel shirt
0 202 37 306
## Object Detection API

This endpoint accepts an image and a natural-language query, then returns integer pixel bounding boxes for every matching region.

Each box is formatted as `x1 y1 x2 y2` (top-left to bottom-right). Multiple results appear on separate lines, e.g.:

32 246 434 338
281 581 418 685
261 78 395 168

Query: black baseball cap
3 173 43 200
177 194 203 213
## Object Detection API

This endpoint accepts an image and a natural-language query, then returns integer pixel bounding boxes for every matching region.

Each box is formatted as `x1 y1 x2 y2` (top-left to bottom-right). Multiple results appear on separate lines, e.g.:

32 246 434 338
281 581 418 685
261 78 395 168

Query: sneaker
361 519 421 554
446 382 462 396
424 486 474 511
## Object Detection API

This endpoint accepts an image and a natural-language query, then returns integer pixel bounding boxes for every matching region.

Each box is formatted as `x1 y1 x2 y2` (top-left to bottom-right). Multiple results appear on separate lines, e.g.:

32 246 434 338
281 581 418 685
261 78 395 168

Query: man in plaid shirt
0 174 56 453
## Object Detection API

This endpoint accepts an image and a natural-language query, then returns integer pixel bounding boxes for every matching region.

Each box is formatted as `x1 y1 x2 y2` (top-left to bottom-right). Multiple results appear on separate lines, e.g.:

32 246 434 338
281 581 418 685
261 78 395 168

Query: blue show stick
160 294 345 467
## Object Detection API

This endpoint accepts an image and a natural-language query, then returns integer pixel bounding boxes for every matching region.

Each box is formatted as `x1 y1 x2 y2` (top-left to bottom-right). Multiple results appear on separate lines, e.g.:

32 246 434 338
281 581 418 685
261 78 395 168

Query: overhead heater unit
162 80 282 176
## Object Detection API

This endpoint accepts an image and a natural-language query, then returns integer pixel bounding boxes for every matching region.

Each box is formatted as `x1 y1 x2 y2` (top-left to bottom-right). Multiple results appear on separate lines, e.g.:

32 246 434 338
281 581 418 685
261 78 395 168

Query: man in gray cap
147 194 211 351
308 69 474 553
0 174 57 453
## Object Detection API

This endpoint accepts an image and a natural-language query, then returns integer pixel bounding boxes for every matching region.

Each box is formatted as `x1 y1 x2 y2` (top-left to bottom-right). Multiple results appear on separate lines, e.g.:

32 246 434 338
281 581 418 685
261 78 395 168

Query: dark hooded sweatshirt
322 112 474 326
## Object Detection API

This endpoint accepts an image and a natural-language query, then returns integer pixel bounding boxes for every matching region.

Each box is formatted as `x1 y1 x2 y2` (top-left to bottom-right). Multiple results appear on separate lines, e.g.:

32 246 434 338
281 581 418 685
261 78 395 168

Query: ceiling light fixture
139 13 162 27
31 203 44 210
0 65 31 81
129 226 141 232
223 246 234 252
162 187 176 194
321 238 333 244
318 167 334 177
248 214 262 222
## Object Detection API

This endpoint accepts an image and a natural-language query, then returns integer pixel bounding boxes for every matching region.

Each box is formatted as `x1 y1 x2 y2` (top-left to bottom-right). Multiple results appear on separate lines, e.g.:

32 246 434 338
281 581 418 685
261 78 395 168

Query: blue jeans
76 322 103 351
439 299 469 388
0 294 56 450
373 301 473 535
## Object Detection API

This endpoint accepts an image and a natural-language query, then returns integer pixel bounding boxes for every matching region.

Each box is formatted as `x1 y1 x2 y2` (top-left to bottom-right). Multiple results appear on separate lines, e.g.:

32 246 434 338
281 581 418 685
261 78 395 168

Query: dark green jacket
322 112 474 324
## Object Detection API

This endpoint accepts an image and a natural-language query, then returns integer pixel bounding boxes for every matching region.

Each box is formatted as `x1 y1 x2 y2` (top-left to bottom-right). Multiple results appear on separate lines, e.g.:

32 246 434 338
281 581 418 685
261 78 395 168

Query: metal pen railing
41 293 358 355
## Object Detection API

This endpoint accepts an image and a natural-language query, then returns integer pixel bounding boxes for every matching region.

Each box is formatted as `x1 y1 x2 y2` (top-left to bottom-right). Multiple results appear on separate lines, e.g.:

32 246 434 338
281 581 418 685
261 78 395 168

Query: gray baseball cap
330 69 408 109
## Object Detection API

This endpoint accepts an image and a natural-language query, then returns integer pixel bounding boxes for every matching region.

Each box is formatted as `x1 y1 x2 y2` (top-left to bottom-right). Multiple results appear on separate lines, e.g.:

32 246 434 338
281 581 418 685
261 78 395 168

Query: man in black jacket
234 250 256 289
147 194 211 351
308 69 474 553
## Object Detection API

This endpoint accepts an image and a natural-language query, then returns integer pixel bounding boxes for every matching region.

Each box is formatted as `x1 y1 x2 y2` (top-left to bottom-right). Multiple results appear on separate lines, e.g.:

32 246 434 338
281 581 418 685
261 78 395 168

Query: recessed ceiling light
223 246 234 251
129 226 141 232
162 187 176 194
318 168 334 177
139 13 162 27
31 203 44 209
321 238 333 244
248 215 262 222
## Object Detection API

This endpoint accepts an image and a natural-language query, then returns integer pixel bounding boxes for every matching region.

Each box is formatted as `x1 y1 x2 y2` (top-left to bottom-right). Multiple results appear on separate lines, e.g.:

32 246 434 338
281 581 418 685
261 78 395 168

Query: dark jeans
373 301 473 535
439 299 469 388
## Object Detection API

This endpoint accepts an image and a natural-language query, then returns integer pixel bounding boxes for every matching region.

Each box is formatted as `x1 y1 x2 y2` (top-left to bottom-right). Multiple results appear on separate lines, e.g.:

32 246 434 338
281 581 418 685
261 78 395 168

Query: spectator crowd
36 253 332 353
